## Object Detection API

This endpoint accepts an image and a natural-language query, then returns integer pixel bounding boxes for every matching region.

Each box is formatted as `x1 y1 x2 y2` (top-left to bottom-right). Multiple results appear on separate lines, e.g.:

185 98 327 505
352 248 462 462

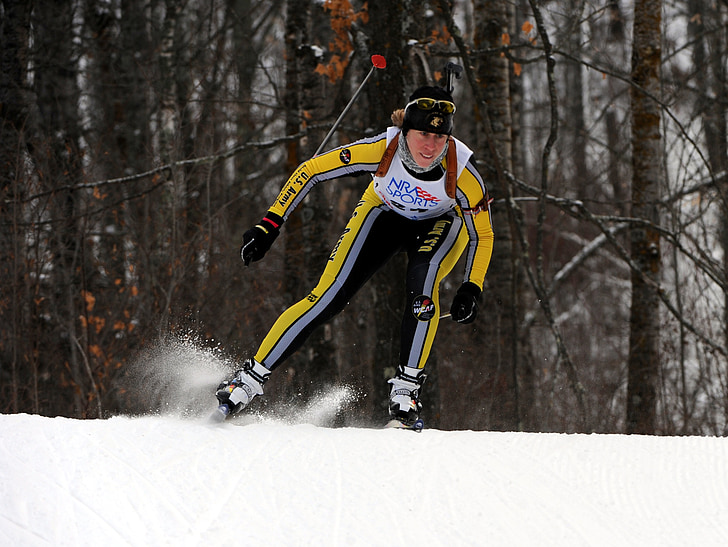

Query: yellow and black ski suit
253 127 494 378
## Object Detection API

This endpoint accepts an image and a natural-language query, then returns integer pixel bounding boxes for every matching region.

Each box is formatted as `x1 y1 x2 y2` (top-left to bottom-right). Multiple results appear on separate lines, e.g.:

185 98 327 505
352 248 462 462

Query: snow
2 410 728 546
1 341 727 546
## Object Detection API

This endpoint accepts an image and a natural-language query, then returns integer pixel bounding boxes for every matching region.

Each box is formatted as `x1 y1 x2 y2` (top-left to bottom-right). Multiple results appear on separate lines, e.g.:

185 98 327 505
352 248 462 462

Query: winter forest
1 0 727 435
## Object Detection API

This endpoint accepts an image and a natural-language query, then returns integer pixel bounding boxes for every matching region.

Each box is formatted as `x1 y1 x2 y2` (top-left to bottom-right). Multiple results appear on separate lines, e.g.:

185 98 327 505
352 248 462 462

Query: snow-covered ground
2 340 727 546
2 409 727 546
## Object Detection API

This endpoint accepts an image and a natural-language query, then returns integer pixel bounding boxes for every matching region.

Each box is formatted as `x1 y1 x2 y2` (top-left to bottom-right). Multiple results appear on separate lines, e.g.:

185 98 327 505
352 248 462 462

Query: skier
216 85 494 427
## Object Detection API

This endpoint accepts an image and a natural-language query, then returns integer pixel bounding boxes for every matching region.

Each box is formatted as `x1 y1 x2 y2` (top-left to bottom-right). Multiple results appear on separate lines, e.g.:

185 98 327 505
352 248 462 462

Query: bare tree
469 0 525 430
0 0 33 413
627 0 663 434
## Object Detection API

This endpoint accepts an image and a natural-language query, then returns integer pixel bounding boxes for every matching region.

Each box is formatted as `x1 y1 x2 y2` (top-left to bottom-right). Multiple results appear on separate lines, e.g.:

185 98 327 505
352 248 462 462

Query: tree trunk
563 0 589 203
693 0 728 360
627 0 662 435
472 0 524 430
0 0 33 413
33 0 89 415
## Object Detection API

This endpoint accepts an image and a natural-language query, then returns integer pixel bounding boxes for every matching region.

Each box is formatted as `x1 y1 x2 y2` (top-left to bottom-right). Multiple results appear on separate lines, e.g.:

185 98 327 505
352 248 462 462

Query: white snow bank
1 412 727 546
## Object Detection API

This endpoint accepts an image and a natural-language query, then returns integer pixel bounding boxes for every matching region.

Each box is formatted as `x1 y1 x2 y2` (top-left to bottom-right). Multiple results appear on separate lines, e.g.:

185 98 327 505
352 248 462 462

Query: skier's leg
388 212 468 422
400 212 468 369
254 188 403 370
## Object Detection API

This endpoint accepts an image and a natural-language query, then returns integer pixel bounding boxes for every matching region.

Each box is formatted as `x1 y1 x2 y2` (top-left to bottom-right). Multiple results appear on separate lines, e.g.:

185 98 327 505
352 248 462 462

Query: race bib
373 155 456 220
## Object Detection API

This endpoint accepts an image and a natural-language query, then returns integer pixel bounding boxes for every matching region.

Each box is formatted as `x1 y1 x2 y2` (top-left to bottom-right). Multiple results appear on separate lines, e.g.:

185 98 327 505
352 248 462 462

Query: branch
554 47 723 205
522 222 631 330
506 170 727 358
72 335 103 418
20 131 306 204
506 170 726 291
526 0 588 431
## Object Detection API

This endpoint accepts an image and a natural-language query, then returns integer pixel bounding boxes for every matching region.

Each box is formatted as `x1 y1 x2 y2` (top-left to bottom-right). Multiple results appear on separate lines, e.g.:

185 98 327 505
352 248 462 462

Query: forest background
1 0 726 435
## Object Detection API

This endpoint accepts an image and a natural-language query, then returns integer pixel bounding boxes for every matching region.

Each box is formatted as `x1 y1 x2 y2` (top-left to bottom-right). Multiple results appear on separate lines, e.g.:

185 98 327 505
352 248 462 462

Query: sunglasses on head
406 98 457 114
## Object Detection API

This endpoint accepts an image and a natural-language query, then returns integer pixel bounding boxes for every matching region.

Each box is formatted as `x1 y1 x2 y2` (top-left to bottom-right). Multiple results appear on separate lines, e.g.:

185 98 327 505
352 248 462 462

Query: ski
384 418 424 432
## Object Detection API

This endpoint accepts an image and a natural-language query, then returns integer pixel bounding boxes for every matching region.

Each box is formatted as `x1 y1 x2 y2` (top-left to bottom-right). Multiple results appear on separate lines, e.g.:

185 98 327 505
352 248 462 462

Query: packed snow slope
2 341 727 546
2 410 727 547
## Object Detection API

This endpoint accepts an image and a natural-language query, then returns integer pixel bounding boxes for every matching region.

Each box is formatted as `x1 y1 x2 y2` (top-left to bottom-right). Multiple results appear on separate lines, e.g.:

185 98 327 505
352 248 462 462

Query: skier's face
406 130 448 168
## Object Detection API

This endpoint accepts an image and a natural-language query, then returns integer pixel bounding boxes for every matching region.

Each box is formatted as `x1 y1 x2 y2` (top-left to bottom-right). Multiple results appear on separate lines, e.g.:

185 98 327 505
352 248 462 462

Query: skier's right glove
240 212 283 265
449 282 481 324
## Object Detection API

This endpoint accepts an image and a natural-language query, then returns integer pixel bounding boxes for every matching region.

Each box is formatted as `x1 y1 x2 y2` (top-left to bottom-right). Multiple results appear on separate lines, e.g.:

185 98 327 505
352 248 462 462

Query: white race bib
373 155 456 220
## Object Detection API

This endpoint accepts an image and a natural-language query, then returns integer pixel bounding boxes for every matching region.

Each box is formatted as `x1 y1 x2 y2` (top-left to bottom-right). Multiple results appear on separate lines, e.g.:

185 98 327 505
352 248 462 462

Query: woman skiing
215 85 494 427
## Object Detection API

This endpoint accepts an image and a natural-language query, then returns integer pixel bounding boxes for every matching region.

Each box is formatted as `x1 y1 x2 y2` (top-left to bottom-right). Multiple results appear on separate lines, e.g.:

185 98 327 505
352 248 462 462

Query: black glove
240 212 283 265
449 282 481 324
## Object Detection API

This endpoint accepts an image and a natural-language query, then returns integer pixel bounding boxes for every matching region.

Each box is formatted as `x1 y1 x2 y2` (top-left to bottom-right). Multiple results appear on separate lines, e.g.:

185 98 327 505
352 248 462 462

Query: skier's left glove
240 212 283 265
449 282 481 324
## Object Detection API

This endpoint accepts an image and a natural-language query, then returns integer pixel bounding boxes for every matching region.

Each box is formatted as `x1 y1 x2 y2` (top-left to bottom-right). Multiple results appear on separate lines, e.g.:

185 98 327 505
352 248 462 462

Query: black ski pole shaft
314 54 386 157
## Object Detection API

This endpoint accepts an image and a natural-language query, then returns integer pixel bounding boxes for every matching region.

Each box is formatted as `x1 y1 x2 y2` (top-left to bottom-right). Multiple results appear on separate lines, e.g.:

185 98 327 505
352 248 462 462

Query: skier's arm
241 134 388 265
455 158 494 291
268 134 388 221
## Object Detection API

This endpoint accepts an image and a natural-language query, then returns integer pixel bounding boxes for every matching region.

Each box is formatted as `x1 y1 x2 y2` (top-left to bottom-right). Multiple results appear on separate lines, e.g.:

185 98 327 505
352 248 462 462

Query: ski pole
439 312 451 320
314 54 387 157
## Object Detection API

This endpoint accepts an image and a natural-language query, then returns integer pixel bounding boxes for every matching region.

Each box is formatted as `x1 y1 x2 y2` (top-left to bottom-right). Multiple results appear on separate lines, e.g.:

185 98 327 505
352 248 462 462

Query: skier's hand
240 213 283 265
449 282 481 324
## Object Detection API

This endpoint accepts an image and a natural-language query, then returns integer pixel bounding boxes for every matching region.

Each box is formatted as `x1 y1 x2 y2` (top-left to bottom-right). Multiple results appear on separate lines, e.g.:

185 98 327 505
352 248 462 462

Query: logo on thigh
412 295 436 321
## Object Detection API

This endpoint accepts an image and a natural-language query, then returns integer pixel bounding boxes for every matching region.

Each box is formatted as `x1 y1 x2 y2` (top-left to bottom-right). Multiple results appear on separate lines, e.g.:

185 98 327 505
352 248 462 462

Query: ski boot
386 367 425 431
213 358 270 420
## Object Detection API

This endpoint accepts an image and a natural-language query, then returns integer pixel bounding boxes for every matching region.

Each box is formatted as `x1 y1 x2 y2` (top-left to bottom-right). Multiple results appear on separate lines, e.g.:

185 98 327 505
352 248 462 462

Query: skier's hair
391 108 405 128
